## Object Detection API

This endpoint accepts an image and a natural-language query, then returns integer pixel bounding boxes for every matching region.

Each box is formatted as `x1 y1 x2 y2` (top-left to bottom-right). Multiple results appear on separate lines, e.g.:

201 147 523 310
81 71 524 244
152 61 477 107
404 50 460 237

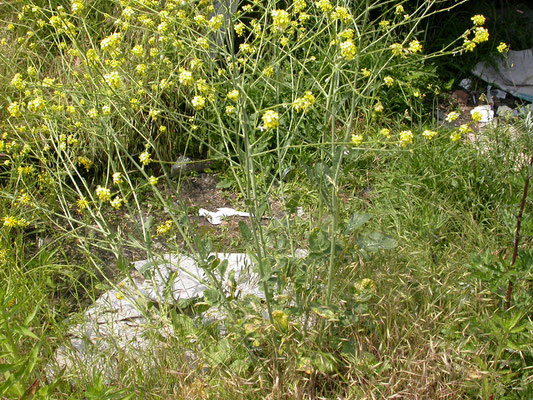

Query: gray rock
170 156 213 177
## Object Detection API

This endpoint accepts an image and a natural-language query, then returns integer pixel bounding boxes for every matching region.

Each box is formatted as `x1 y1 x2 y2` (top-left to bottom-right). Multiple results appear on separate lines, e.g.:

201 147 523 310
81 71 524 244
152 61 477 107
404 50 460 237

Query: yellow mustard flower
95 185 111 201
422 129 437 139
179 69 193 86
471 111 482 122
497 42 509 53
139 151 151 165
340 39 356 60
408 39 422 53
271 9 290 31
445 111 460 122
316 0 332 13
112 172 123 185
156 220 173 235
262 110 280 129
351 134 363 145
471 14 486 26
450 131 462 142
192 95 206 110
110 196 125 209
227 90 239 101
473 27 489 44
380 128 391 137
332 6 350 23
399 130 413 147
234 22 245 36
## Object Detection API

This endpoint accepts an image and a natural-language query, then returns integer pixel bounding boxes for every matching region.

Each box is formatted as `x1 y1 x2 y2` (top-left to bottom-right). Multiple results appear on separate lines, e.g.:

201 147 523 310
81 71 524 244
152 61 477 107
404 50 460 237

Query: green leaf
238 221 252 242
204 288 223 306
309 229 329 254
0 363 17 373
345 213 371 233
357 232 397 252
15 326 39 341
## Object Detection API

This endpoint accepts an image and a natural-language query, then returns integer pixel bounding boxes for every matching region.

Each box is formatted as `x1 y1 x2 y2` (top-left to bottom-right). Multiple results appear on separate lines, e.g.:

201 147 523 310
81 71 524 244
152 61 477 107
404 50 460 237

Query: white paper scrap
198 207 251 225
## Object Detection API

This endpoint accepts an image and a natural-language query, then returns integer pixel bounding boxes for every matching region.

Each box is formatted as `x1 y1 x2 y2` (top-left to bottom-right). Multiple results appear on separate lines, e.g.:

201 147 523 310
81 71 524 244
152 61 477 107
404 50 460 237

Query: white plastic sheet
473 49 533 102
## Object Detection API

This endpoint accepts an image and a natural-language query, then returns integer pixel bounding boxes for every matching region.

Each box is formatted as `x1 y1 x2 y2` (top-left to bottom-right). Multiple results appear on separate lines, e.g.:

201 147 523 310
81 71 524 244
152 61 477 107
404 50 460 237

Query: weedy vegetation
0 0 531 398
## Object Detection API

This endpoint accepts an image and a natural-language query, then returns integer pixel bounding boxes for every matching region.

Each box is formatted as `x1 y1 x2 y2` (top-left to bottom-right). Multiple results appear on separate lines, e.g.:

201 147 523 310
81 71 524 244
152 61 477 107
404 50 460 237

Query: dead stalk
505 153 533 310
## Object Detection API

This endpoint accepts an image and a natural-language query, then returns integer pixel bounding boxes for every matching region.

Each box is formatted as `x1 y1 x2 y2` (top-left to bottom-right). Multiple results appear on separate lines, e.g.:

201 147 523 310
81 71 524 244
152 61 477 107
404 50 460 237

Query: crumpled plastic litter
472 49 533 102
198 207 251 225
48 252 263 380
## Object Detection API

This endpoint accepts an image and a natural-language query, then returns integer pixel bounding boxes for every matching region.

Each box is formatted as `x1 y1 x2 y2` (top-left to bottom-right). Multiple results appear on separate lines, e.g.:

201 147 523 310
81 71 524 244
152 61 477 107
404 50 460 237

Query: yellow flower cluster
445 111 460 122
399 130 413 147
471 14 486 26
340 40 356 61
293 0 307 14
351 134 363 145
473 27 489 44
422 129 438 139
227 90 239 101
104 71 121 89
27 96 46 113
316 0 332 14
110 196 126 209
7 102 22 118
262 110 280 130
463 15 489 52
471 111 482 122
408 39 422 53
384 76 394 87
234 22 245 37
78 156 93 171
293 91 316 113
497 42 509 53
156 220 173 235
271 9 290 31
332 6 350 23
450 132 462 142
2 216 29 228
11 73 27 90
390 43 404 56
100 33 122 53
139 151 151 165
192 95 206 110
95 185 111 201
112 172 123 185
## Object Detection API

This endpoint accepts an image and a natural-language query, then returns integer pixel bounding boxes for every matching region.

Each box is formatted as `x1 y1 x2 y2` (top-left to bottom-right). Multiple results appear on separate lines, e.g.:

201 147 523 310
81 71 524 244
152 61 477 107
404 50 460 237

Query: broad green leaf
309 229 329 254
238 221 252 242
357 232 397 252
345 213 371 232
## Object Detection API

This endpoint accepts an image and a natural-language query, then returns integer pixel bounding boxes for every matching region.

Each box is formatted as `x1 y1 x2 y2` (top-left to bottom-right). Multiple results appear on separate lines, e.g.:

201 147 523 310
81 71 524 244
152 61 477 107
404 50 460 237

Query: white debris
459 78 472 91
49 252 263 380
473 49 533 102
497 105 517 118
471 105 494 123
198 207 251 225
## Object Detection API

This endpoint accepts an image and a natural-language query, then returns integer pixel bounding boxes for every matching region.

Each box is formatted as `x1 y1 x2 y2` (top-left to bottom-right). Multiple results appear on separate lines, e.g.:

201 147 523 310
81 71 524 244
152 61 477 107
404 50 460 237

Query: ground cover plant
0 0 532 398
